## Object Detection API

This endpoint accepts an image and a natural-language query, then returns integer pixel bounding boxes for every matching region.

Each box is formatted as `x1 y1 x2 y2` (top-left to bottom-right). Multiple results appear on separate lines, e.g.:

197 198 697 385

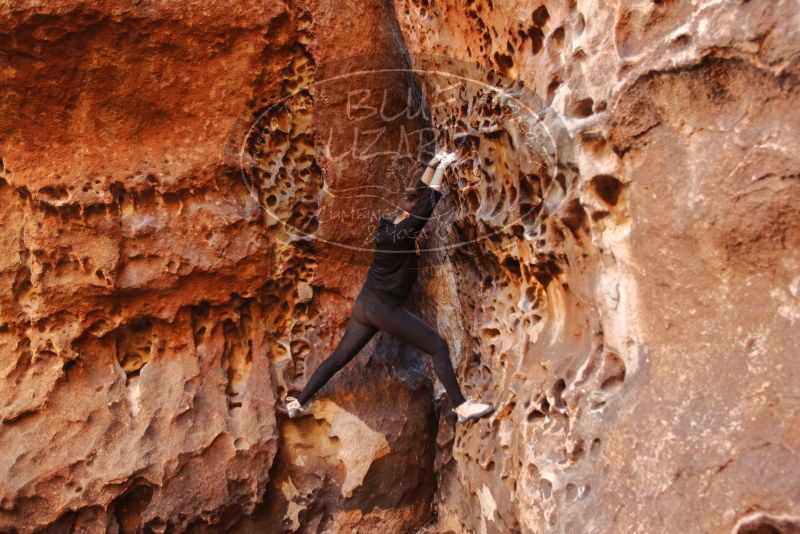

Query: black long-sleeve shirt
362 179 444 305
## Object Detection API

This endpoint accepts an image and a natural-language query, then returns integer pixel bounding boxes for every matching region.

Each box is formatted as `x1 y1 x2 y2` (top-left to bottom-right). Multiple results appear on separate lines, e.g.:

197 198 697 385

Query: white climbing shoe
454 396 495 423
285 396 305 419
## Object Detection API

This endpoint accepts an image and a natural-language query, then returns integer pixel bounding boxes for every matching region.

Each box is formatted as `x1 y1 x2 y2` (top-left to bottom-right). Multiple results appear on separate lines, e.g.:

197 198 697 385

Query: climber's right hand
428 148 449 167
439 151 459 168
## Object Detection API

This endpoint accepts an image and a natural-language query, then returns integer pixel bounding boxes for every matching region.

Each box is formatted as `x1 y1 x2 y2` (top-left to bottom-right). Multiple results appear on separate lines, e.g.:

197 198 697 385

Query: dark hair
398 188 420 213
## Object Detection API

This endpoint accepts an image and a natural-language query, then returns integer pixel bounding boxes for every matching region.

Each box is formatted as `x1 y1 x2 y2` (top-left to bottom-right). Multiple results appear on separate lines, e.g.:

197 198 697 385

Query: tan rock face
2 0 799 532
395 0 800 533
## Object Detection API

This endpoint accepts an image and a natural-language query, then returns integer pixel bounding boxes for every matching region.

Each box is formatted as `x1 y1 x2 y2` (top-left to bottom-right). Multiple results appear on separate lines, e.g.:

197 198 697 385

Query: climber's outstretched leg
284 288 493 422
362 299 494 422
286 307 377 417
364 302 465 405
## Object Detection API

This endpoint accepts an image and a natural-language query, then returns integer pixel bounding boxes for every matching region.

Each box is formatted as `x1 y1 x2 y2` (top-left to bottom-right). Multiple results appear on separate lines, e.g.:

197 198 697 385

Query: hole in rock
527 463 539 478
599 352 626 391
502 256 521 277
527 409 545 422
62 359 77 374
527 27 544 53
561 199 588 236
110 183 127 206
532 5 549 26
555 173 567 192
674 33 691 46
552 378 567 409
112 482 154 534
549 27 565 46
565 483 578 502
569 439 585 461
539 478 552 499
12 267 31 299
575 13 586 35
494 52 515 76
585 207 603 224
115 318 154 382
546 79 561 105
590 175 625 206
734 513 800 534
590 438 602 457
39 186 69 201
569 97 594 118
483 327 501 338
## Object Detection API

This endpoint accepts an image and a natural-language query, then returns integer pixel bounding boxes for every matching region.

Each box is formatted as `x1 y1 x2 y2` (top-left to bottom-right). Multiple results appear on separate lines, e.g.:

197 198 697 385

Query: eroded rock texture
395 0 800 533
0 1 436 532
2 0 799 532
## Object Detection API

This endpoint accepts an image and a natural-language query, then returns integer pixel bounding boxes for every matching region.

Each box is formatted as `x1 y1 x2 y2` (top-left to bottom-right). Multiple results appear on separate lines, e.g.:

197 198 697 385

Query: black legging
297 289 466 406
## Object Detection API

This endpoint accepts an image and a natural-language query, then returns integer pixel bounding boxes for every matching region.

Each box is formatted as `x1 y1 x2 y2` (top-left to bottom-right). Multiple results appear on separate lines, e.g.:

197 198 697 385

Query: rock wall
395 0 800 533
1 0 799 533
0 1 437 532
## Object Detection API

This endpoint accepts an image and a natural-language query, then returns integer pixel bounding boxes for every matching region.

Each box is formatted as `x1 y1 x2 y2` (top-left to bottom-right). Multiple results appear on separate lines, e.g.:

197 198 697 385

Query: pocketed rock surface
1 0 799 533
0 1 435 532
396 0 800 533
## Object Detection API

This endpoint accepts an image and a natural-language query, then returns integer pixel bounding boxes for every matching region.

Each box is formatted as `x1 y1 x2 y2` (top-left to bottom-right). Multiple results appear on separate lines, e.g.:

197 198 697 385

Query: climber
284 150 495 423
